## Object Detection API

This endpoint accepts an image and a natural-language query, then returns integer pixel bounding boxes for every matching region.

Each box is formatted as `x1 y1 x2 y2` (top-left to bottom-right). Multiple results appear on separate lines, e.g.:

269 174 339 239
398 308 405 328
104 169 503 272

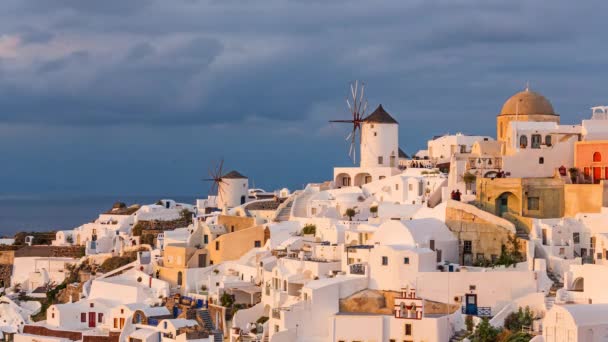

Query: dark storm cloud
0 1 606 128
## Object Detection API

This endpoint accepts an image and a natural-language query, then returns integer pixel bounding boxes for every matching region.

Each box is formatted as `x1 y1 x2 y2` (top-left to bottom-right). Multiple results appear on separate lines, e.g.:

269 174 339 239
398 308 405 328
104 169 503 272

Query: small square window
403 257 409 264
378 156 384 165
528 197 540 211
382 256 388 265
254 240 261 248
539 157 544 164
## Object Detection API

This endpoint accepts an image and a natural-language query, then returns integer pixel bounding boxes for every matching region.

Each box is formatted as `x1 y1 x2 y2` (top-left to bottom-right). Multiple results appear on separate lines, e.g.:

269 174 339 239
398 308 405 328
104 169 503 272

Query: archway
354 173 372 187
495 192 520 217
572 277 584 292
335 173 351 188
177 271 183 286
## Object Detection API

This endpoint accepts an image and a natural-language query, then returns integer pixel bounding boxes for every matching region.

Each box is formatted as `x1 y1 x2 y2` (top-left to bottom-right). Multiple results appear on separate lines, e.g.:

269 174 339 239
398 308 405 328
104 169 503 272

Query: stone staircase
545 270 563 312
196 309 223 342
515 228 529 240
275 197 295 221
450 330 470 342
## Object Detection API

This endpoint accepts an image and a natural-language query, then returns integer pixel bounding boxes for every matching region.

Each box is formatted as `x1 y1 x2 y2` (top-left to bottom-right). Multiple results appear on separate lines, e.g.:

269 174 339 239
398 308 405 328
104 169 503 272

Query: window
254 240 261 248
408 184 413 191
395 184 399 190
405 323 412 336
204 235 208 244
121 309 124 314
519 135 528 148
539 157 544 164
231 225 235 232
81 313 86 322
573 232 580 244
379 176 386 180
215 241 220 250
463 240 472 254
545 135 552 146
52 313 55 319
528 197 540 211
378 156 383 165
374 132 377 136
531 134 541 149
403 257 410 264
98 313 103 323
594 152 602 162
311 208 317 215
476 253 484 261
382 256 388 265
90 303 94 308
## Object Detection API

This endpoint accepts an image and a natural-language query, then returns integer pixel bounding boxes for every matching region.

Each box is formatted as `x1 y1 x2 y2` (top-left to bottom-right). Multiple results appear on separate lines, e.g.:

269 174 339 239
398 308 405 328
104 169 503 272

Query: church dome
499 89 556 116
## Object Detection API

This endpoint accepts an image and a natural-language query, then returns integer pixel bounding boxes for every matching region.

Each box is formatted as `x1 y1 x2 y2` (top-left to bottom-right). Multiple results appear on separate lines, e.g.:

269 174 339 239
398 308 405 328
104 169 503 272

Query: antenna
329 80 368 164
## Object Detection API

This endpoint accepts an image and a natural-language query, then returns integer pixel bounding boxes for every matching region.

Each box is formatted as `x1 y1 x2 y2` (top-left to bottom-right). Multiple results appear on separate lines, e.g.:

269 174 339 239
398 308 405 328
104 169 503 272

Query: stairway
196 309 215 331
545 270 563 311
450 330 470 342
515 226 529 240
275 198 294 221
545 296 556 311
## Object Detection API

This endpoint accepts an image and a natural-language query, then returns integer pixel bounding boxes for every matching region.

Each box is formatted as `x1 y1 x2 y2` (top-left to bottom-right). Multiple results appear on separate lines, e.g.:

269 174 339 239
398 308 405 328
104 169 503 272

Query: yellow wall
564 183 608 217
207 225 269 265
163 245 196 268
217 215 256 233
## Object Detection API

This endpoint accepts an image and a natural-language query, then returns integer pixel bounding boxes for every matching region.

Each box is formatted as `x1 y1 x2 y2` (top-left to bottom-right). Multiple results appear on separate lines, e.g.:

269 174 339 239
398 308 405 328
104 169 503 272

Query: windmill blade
346 98 352 111
345 131 353 141
329 119 355 123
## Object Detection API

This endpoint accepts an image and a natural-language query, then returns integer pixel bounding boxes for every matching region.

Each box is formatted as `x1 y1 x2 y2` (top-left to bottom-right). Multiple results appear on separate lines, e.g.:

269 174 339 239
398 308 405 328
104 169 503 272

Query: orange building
575 141 608 183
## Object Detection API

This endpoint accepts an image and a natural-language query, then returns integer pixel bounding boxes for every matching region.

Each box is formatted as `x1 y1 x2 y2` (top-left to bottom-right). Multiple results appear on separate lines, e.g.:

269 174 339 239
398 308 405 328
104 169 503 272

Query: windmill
329 80 368 164
203 159 228 200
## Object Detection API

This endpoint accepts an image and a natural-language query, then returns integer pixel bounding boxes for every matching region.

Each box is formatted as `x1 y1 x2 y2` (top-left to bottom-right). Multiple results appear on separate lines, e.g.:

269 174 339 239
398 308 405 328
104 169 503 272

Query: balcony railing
461 306 491 317
349 263 365 275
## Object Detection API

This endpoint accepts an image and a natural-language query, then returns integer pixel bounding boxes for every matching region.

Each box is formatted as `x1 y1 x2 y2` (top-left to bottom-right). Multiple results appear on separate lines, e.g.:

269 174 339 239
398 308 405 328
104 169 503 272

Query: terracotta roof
222 170 247 179
364 104 398 124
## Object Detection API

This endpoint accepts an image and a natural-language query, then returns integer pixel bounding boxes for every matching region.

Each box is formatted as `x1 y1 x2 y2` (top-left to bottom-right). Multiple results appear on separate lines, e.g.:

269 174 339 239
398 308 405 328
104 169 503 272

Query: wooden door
88 312 96 328
594 167 602 183
119 317 125 329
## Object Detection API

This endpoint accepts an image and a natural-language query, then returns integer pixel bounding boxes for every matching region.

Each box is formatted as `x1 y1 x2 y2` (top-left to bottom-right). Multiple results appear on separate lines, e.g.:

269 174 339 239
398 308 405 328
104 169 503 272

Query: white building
543 304 608 342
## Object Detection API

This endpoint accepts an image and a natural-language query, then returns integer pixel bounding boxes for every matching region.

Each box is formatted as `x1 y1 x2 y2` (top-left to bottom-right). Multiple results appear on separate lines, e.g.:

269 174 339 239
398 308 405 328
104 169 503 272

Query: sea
0 195 197 237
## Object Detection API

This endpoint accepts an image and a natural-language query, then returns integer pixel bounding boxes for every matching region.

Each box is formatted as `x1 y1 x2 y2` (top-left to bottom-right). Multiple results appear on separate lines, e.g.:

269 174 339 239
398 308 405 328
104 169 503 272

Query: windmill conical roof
364 104 398 124
222 170 248 179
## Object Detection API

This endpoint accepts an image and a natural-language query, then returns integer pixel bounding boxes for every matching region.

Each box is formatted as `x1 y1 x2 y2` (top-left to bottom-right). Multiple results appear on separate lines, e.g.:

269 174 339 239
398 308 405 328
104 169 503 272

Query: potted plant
369 206 378 218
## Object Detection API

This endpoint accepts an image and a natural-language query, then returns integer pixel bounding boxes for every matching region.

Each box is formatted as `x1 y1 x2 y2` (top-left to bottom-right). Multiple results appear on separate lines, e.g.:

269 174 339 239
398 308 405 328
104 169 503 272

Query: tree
345 208 356 221
503 306 534 332
369 206 378 218
470 318 501 342
220 292 234 307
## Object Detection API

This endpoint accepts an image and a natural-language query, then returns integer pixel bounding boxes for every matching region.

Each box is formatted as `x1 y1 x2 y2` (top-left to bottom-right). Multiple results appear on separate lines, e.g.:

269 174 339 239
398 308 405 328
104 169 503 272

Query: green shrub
503 306 534 332
470 318 501 342
302 224 316 235
220 292 234 307
256 316 269 324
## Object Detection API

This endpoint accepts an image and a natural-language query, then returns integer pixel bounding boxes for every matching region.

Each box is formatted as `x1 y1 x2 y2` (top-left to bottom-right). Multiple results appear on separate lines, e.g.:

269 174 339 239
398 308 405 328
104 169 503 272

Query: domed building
497 88 560 142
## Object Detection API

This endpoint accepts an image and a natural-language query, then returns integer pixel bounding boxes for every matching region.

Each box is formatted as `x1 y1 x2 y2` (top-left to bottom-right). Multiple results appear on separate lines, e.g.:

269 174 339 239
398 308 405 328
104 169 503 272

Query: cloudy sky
1 0 607 197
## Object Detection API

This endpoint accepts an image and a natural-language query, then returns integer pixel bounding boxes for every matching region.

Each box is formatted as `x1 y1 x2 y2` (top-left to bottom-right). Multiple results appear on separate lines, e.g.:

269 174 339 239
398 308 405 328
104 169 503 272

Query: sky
1 0 608 198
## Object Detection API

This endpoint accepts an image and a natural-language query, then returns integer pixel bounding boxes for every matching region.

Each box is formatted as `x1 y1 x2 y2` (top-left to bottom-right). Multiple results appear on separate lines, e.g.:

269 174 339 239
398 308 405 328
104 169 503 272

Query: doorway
464 294 478 315
88 312 96 328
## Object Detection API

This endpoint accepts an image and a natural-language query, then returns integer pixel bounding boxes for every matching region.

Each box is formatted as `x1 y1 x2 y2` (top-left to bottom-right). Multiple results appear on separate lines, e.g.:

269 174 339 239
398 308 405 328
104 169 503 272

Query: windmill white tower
360 104 399 168
203 160 249 210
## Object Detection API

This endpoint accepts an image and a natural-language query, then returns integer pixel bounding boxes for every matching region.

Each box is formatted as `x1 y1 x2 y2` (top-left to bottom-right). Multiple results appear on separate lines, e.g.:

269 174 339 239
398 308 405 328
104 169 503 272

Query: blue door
465 294 478 315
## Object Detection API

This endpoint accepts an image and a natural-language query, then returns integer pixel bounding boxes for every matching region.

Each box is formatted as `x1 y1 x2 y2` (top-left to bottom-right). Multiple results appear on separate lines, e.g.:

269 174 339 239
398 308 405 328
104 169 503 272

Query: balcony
461 306 491 317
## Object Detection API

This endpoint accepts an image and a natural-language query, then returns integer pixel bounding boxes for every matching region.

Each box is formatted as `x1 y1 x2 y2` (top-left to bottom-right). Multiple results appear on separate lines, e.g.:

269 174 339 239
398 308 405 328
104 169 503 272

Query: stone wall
14 246 85 258
0 250 15 264
0 264 12 287
23 325 82 341
445 200 524 265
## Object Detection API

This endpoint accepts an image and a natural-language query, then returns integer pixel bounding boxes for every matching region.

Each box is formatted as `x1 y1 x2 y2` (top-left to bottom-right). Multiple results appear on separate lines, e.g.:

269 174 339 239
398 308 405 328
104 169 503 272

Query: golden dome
499 89 556 116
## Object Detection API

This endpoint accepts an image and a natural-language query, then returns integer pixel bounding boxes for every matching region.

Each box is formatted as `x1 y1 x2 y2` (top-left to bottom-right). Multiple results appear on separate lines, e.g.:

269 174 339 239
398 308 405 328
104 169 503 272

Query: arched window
593 152 602 162
177 271 183 286
519 135 528 148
